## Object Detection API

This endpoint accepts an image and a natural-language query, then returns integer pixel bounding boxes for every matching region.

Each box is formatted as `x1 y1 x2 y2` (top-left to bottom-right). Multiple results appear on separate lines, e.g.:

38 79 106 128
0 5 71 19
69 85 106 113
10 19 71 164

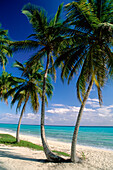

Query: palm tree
55 0 113 163
0 25 13 107
10 3 66 162
0 24 12 69
0 71 13 104
5 60 53 143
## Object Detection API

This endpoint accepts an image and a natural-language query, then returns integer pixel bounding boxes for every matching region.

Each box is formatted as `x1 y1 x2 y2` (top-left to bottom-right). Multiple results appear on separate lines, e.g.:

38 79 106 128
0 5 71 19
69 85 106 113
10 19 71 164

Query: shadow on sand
0 161 7 170
0 147 71 165
0 148 48 163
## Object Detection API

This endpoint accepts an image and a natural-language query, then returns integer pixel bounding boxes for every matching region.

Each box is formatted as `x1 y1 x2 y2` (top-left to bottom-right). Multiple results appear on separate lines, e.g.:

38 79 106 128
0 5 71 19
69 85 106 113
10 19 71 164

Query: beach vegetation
81 151 86 160
0 134 70 157
4 61 53 143
0 0 113 165
0 25 13 106
53 150 70 157
9 2 68 162
0 71 13 104
0 25 12 70
55 0 113 163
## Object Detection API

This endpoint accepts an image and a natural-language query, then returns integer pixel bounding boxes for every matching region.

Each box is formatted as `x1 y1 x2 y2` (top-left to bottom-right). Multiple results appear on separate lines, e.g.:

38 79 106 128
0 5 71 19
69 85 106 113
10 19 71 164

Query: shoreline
0 129 113 154
0 129 113 152
0 129 113 169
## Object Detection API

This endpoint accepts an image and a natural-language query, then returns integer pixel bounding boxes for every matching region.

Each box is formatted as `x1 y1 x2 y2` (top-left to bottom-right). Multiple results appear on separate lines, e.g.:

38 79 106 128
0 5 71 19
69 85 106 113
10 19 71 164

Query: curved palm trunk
71 79 93 163
16 110 24 143
41 54 65 162
16 94 29 143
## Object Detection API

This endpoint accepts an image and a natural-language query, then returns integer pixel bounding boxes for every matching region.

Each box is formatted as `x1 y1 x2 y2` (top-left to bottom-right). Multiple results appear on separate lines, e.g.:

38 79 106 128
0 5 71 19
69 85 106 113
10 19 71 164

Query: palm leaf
53 3 63 25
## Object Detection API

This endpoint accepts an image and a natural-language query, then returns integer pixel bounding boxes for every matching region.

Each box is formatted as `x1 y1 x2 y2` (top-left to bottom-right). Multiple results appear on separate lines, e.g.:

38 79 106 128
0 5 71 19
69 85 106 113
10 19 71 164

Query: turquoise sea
0 124 113 150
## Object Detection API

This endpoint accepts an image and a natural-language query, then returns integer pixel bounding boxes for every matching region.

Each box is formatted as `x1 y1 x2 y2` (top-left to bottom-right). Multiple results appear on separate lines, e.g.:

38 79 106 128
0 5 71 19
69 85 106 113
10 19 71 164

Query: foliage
81 151 86 160
53 150 70 157
56 0 113 105
0 25 12 69
9 3 69 81
4 61 53 113
0 134 69 157
0 71 15 104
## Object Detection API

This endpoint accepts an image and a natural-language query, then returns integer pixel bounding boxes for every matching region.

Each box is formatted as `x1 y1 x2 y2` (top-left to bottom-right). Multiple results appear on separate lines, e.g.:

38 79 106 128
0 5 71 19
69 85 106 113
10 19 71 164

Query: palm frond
53 3 63 25
10 40 40 52
65 1 100 32
22 3 47 33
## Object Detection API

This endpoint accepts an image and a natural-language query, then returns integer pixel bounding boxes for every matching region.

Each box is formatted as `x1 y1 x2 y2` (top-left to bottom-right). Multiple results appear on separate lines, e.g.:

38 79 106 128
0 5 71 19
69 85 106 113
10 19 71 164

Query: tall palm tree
5 61 53 143
56 0 113 163
0 25 12 69
10 3 66 161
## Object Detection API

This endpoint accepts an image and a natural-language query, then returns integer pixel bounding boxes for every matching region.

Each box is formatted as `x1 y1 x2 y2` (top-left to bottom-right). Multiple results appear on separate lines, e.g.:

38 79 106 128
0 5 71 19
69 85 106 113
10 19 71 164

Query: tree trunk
71 79 93 163
16 111 23 143
16 94 29 143
97 0 102 20
41 54 65 162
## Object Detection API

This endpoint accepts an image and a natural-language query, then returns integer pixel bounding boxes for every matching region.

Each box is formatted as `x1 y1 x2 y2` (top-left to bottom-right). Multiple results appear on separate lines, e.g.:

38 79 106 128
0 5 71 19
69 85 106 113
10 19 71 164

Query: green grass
53 150 70 157
0 134 70 157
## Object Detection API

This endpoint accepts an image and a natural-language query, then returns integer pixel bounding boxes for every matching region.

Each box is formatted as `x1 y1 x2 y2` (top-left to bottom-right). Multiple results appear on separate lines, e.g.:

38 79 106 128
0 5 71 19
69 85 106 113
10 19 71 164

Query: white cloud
0 98 113 126
23 113 39 120
47 105 95 115
47 108 70 114
45 100 113 126
51 104 65 107
0 112 40 124
106 105 113 109
0 113 19 121
86 98 100 108
84 108 95 112
87 98 99 102
98 114 107 117
97 105 113 118
67 106 80 112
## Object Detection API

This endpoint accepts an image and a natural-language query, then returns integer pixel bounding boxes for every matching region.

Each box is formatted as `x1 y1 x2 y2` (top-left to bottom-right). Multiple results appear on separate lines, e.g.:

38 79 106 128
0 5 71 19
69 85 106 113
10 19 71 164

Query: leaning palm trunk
16 110 24 143
71 79 93 163
16 95 29 143
41 55 65 162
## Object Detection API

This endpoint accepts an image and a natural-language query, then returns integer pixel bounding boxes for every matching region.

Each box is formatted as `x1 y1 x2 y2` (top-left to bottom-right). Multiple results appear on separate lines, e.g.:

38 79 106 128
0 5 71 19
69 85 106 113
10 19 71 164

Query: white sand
0 130 113 170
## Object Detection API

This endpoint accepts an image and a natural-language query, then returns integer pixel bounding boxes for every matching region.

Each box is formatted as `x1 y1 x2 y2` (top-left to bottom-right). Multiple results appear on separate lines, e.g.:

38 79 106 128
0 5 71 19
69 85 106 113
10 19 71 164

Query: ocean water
0 123 113 150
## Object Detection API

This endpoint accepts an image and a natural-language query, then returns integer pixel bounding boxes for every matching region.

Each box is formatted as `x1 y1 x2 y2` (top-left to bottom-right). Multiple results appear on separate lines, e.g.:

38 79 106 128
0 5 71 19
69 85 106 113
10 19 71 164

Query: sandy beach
0 130 113 170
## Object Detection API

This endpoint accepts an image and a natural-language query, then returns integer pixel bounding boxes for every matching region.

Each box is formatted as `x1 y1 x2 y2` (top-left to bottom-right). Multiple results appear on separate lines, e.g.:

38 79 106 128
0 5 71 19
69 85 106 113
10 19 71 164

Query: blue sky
0 0 113 126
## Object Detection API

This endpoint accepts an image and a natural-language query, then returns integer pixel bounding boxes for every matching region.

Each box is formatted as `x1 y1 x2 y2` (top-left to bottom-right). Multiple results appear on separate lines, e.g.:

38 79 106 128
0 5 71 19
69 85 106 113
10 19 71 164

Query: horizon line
0 123 113 127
